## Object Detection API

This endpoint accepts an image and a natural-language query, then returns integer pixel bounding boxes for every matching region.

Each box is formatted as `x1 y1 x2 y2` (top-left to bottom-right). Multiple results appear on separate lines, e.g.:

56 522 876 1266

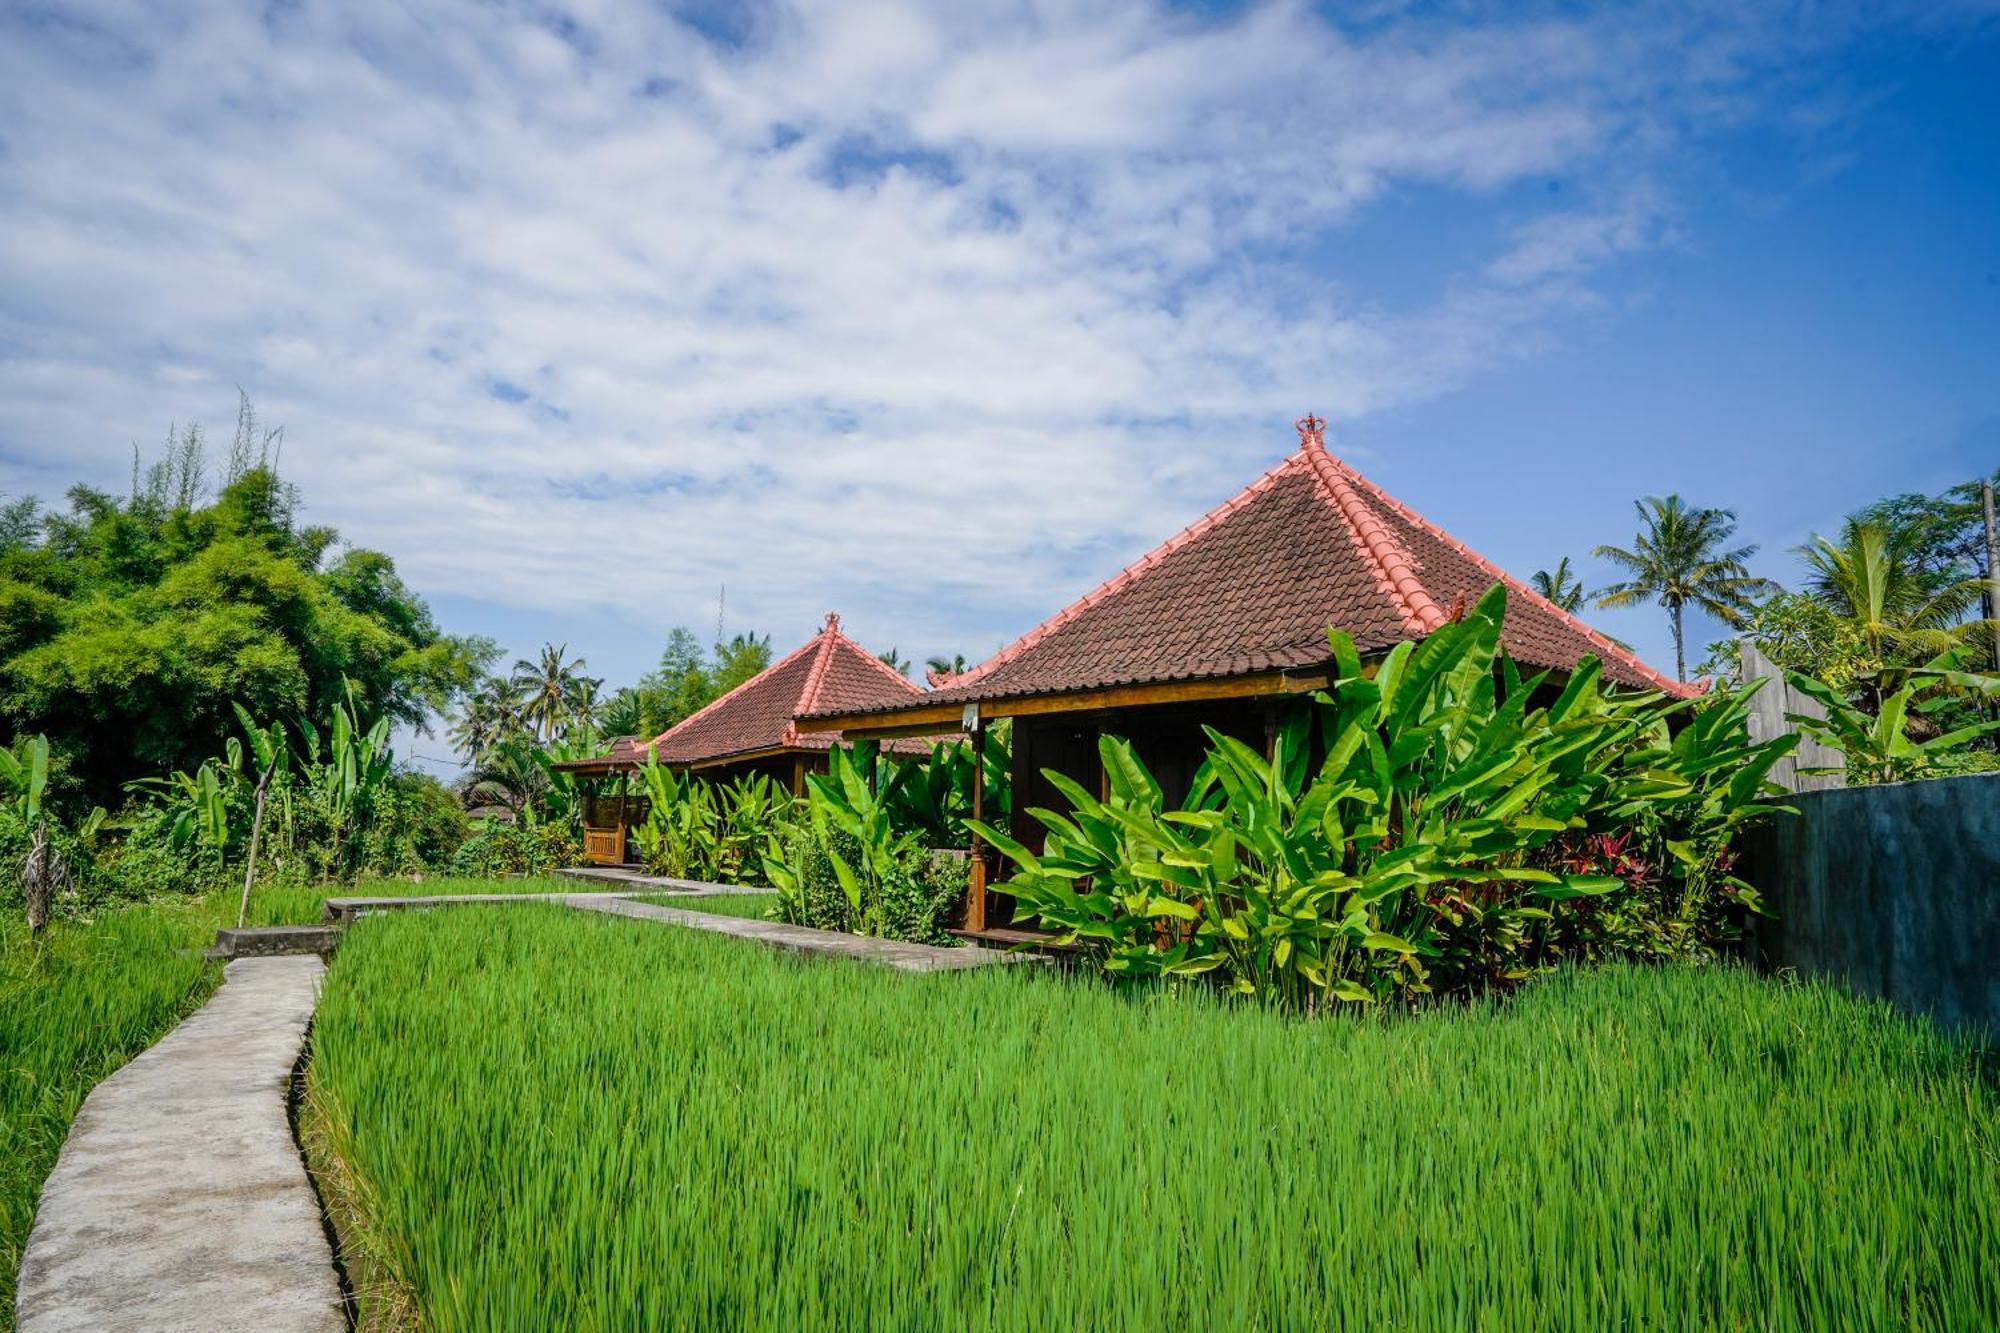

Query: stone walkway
570 896 1036 973
14 957 343 1333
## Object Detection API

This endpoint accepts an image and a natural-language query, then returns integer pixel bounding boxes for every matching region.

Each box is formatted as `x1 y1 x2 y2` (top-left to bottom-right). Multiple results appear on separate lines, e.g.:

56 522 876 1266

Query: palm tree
1593 495 1775 682
1529 558 1585 613
449 676 522 760
510 643 594 742
877 646 911 677
1797 520 1987 664
925 652 969 682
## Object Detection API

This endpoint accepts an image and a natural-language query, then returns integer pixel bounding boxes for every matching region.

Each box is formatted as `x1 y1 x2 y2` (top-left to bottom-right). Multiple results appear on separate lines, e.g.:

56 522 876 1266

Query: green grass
636 892 780 919
310 907 2000 1331
0 873 574 1328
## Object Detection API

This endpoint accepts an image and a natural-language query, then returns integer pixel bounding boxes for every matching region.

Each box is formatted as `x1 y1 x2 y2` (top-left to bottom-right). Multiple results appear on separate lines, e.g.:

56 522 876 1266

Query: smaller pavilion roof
645 613 931 767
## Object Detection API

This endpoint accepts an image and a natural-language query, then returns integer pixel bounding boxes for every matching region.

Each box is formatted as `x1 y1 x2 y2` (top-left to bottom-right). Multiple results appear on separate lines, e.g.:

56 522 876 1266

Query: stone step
208 925 342 959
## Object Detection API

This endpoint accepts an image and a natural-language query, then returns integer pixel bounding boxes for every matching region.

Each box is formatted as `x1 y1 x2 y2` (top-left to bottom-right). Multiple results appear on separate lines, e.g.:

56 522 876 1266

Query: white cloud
0 0 1955 668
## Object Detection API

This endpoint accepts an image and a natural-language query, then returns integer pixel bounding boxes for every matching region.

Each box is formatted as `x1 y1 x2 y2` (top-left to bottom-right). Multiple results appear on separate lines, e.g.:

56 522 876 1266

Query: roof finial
1296 413 1326 450
823 611 841 634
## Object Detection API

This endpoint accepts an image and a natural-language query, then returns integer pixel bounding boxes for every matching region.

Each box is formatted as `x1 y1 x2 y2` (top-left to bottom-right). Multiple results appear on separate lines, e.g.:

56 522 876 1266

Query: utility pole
1985 480 2000 673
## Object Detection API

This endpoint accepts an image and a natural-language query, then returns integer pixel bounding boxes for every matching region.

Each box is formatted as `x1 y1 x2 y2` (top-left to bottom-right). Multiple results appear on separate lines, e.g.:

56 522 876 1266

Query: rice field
0 874 572 1328
309 906 2000 1331
0 903 221 1325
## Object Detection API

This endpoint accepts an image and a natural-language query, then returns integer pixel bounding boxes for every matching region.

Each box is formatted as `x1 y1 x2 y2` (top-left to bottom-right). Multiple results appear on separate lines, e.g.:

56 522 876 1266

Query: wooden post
790 753 807 797
967 717 988 934
1983 481 1999 674
616 775 629 866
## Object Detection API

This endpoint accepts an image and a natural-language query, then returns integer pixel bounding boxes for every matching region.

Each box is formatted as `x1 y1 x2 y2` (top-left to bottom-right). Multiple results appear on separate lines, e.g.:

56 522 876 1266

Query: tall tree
0 451 492 807
509 644 597 742
1797 520 1987 664
1529 557 1585 613
711 632 771 694
449 676 523 759
1593 495 1774 681
877 646 911 677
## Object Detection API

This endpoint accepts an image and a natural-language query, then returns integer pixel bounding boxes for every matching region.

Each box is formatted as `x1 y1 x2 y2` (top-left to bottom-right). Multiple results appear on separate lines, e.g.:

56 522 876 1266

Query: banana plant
298 681 393 874
974 584 1800 1009
631 754 723 880
231 702 291 927
805 743 923 933
5 735 105 932
1786 650 2000 785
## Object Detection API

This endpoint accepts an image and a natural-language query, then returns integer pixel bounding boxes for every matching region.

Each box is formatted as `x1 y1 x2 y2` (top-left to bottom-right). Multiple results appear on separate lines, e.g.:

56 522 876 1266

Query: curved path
13 957 343 1333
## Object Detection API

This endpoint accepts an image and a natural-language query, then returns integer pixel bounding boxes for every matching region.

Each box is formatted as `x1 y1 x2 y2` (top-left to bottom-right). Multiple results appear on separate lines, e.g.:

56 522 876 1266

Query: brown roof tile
648 613 931 765
808 419 1687 720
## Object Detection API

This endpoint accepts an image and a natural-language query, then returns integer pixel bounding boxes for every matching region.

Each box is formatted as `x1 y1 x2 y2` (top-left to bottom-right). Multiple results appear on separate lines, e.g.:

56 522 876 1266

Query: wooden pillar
615 774 629 864
789 753 806 797
967 720 988 934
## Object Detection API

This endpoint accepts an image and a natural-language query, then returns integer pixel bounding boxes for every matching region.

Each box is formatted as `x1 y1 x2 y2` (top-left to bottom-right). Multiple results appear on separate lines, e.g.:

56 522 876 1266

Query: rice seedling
0 903 222 1327
0 873 577 1328
310 907 2000 1331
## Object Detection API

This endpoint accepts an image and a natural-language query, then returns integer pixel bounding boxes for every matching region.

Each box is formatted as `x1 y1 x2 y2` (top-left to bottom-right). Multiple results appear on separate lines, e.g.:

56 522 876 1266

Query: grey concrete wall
1745 770 2000 1042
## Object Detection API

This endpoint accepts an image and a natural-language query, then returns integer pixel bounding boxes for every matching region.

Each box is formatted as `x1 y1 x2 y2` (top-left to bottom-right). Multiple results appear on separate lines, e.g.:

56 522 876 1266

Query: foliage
1528 555 1585 612
628 758 793 886
508 643 601 743
1697 589 1878 687
1786 652 2000 785
308 909 2000 1331
0 423 493 809
1593 494 1776 681
877 734 1010 849
765 744 965 943
449 820 582 879
974 586 1795 1010
1797 519 1993 666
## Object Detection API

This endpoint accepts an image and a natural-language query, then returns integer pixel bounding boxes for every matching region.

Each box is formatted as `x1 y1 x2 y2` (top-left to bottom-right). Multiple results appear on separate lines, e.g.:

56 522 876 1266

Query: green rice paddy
0 875 571 1328
309 906 2000 1331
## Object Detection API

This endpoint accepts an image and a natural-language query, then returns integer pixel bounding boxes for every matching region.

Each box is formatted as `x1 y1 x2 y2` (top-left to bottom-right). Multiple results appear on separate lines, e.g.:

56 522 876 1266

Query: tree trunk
1671 602 1686 682
236 769 273 929
23 817 49 935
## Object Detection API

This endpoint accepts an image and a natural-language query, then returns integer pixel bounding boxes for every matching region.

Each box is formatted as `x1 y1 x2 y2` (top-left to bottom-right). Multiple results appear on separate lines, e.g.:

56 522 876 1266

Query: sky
2 0 1996 769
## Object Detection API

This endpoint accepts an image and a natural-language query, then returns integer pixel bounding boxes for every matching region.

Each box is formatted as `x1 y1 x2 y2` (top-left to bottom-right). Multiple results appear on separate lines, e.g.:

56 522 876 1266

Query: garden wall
1744 771 1999 1043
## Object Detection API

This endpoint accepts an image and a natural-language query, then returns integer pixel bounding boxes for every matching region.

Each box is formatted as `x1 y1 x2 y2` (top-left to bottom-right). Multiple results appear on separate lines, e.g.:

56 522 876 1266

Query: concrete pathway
14 957 343 1333
569 896 1036 972
555 864 774 894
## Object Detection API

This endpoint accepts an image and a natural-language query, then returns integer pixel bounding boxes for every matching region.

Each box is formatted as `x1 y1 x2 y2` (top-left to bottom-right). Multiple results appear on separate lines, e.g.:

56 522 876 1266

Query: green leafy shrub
973 585 1797 1010
765 746 965 943
1786 649 2000 785
449 821 580 879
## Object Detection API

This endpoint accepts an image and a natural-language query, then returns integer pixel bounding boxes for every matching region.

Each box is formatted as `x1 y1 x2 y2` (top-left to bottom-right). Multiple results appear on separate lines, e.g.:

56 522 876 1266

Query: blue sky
1 0 1995 769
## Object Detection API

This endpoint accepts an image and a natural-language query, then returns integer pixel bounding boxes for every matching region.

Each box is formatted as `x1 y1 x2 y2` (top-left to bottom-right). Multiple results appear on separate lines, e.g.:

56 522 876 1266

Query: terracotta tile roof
807 418 1688 719
646 613 932 765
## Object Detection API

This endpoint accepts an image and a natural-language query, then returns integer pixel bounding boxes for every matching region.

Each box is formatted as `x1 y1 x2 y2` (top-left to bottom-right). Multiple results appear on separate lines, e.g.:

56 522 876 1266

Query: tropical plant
1529 557 1585 612
449 675 524 759
768 744 962 941
510 644 600 743
924 652 970 681
1797 520 1990 666
1785 651 2000 785
295 684 394 880
1594 495 1776 681
0 425 494 808
630 755 722 881
230 703 291 927
1 735 102 931
972 585 1797 1010
876 646 911 677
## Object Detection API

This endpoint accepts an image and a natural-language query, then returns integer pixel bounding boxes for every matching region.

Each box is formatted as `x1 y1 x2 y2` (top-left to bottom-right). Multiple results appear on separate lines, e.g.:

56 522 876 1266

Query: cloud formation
0 0 1969 664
